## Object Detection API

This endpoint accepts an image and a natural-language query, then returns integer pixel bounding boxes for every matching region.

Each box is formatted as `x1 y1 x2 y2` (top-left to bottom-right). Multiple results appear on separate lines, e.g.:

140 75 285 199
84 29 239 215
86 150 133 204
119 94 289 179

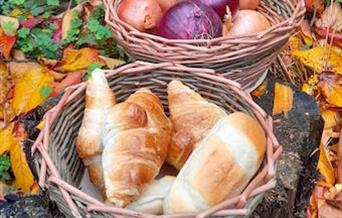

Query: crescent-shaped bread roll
127 176 175 214
102 88 171 207
167 80 226 169
164 112 266 213
76 69 116 197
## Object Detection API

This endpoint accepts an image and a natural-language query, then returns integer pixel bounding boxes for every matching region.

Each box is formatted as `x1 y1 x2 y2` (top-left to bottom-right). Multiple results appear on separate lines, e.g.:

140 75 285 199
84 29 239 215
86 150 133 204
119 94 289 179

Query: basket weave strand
34 62 282 218
103 0 305 90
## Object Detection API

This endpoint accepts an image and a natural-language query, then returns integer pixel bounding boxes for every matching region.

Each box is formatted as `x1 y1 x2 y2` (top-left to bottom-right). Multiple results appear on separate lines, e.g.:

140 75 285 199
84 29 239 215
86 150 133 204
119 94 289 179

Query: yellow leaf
318 72 342 107
317 143 335 186
289 34 304 52
12 66 54 115
272 83 294 116
301 74 319 96
0 126 14 155
10 136 34 193
293 46 342 73
251 79 268 97
321 110 342 129
54 47 104 72
98 55 125 69
0 61 9 103
62 10 73 40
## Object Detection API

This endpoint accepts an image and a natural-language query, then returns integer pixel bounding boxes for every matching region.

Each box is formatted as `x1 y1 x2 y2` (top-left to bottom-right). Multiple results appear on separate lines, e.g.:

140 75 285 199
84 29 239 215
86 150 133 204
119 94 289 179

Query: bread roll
102 88 171 207
76 69 116 197
167 80 226 169
164 112 266 213
127 176 175 214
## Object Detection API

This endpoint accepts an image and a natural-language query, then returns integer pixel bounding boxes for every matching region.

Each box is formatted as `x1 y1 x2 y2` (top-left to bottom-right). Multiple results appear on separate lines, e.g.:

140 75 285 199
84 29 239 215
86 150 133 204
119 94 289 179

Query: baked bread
76 69 116 197
102 88 171 207
167 80 226 169
127 176 175 214
163 112 266 213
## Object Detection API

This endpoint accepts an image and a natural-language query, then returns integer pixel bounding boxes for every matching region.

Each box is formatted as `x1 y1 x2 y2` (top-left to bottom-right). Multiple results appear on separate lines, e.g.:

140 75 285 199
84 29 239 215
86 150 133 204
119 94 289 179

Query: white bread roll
163 112 266 213
127 176 175 214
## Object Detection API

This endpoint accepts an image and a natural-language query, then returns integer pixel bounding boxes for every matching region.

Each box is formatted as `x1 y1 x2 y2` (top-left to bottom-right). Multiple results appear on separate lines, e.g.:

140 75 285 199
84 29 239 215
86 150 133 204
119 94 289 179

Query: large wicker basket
103 0 305 91
33 62 282 218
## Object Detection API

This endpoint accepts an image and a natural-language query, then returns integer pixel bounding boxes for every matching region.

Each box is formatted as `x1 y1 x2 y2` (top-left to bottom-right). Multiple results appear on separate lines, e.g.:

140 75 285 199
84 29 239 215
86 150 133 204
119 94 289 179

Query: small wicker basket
33 62 282 218
103 0 305 91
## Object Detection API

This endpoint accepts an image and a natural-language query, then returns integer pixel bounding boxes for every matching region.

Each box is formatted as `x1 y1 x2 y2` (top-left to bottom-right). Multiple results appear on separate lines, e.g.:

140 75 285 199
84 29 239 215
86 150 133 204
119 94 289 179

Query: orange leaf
0 61 9 104
251 79 268 97
318 72 342 107
0 32 16 59
54 47 104 72
321 109 342 129
318 142 335 186
9 135 34 193
272 83 293 116
12 65 54 115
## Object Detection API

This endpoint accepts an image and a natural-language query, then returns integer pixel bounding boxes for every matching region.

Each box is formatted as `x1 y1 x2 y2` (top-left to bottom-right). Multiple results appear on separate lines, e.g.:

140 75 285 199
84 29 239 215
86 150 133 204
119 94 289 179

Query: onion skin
223 10 270 36
157 0 222 39
117 0 163 32
239 0 260 10
197 0 239 18
155 0 179 12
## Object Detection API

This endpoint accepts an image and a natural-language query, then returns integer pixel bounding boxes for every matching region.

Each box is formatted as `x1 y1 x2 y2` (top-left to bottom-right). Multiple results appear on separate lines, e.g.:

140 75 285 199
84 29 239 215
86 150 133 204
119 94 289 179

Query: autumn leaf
0 31 16 59
304 0 324 13
293 46 342 74
289 34 304 52
54 47 104 72
321 109 342 129
10 135 34 192
12 66 54 115
0 61 9 104
300 20 313 46
318 142 335 186
251 79 268 97
0 126 14 155
0 15 19 36
98 55 125 69
318 72 342 107
272 83 294 116
62 10 73 40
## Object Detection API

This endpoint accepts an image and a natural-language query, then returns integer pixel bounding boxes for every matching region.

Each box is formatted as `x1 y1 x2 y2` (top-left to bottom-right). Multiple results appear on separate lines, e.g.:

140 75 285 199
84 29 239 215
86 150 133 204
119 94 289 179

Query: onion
117 0 163 32
223 10 270 36
157 0 222 40
155 0 179 12
197 0 239 18
239 0 260 10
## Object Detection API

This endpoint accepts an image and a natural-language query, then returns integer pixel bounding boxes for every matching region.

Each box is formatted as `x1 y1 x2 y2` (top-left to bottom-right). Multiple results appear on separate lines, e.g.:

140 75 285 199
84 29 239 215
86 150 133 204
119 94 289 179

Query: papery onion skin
157 0 222 40
117 0 163 32
155 0 179 12
239 0 260 10
197 0 239 18
223 10 270 36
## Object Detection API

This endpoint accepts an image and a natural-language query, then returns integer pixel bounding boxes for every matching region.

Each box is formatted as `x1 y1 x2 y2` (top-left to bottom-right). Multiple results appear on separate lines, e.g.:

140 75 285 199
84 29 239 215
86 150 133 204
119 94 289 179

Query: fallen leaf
293 46 342 74
52 19 62 42
9 135 34 193
318 202 342 218
51 70 84 96
304 0 324 13
12 66 54 115
20 16 44 29
321 109 342 129
0 126 14 155
288 34 304 52
11 49 27 61
61 10 73 40
272 83 294 116
302 74 319 96
54 47 104 72
318 142 335 186
98 55 125 69
251 79 268 97
315 2 342 32
300 19 313 46
318 72 342 107
8 62 47 81
0 32 16 59
0 15 19 36
0 61 9 104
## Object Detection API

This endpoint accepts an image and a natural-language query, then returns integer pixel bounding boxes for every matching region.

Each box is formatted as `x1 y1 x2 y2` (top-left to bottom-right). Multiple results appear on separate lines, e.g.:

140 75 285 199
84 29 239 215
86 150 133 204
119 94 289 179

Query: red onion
157 0 222 40
196 0 239 18
155 0 179 12
240 0 260 10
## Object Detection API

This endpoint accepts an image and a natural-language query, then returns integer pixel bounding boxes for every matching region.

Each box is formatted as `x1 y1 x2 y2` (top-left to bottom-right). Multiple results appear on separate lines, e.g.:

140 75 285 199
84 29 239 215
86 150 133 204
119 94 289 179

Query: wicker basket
103 0 305 91
33 62 282 218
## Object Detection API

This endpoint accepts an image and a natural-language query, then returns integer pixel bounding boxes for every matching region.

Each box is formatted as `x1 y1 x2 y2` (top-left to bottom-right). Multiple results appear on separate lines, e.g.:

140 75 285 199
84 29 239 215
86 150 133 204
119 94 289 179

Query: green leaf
0 154 11 181
39 86 52 98
47 0 60 6
3 21 16 35
85 63 102 80
76 33 96 47
42 11 53 19
9 0 24 5
49 23 58 30
18 28 30 38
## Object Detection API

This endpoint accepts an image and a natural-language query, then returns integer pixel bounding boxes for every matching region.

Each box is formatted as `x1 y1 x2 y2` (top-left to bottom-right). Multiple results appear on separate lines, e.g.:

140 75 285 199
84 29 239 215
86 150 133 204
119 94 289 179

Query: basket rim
103 0 306 44
32 61 283 218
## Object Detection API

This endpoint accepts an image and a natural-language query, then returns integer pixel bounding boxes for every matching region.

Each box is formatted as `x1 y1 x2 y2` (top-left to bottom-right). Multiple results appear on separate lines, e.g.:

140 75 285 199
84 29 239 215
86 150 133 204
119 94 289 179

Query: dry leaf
251 79 268 97
318 142 335 186
0 103 15 123
98 55 125 69
302 74 319 96
10 136 34 193
62 10 73 40
8 62 44 81
12 66 54 115
0 61 9 104
0 31 16 59
321 109 342 129
318 72 342 107
288 34 303 52
0 15 19 36
293 46 342 73
272 83 294 116
315 2 342 32
54 47 104 72
318 202 342 218
0 125 14 155
300 20 313 46
304 0 324 13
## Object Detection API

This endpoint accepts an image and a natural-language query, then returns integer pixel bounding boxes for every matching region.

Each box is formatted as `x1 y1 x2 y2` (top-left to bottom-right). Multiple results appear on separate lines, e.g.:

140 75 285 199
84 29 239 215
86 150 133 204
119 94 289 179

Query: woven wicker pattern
104 0 305 90
33 62 282 218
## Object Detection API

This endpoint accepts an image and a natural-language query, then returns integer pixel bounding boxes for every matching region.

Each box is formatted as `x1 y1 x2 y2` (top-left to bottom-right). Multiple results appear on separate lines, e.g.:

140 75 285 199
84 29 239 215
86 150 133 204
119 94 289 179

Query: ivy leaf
0 155 11 181
17 28 30 38
47 0 60 6
9 0 25 5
